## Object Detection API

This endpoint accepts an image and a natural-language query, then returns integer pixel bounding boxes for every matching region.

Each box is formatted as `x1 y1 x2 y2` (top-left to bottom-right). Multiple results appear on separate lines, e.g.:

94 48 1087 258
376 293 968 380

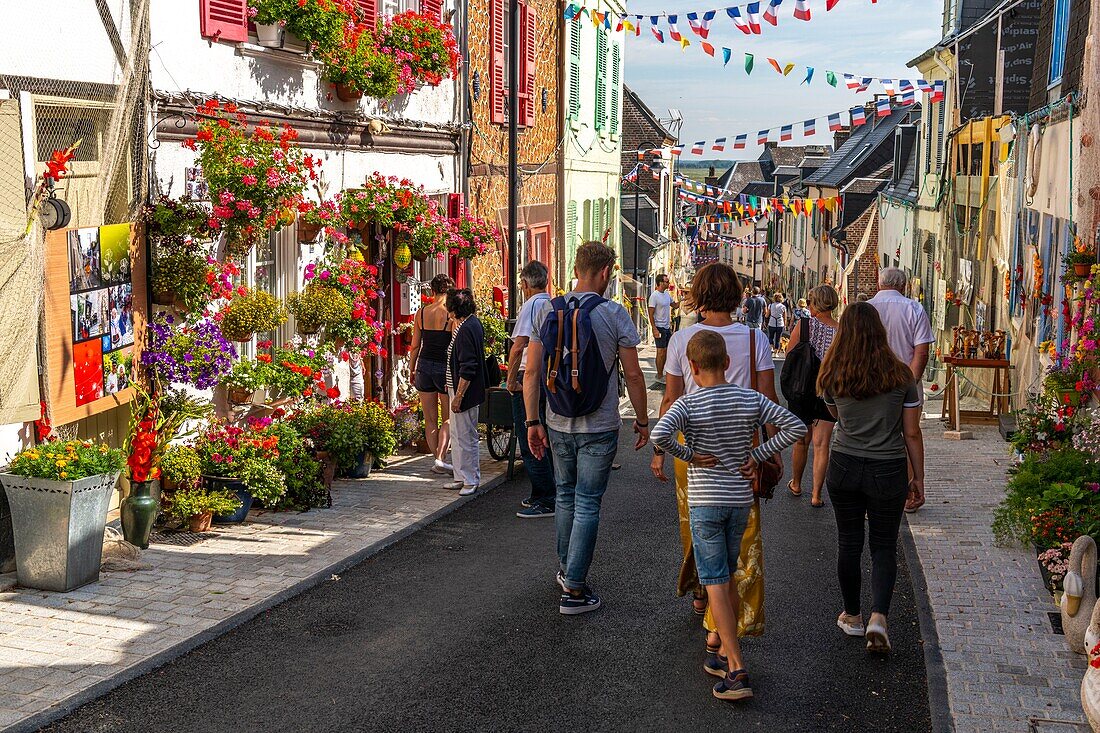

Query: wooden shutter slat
521 4 537 127
594 31 607 132
357 0 377 29
490 0 506 124
200 0 248 42
568 22 581 119
420 0 442 21
610 41 620 136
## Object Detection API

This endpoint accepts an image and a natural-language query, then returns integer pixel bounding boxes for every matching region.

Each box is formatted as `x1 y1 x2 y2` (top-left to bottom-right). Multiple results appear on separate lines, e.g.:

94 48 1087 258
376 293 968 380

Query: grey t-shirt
824 382 921 460
530 292 641 434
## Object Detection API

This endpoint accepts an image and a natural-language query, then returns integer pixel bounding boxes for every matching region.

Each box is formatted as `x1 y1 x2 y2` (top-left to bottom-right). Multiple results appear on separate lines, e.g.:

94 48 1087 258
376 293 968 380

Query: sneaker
431 460 453 474
459 485 478 496
559 587 602 615
521 497 536 508
555 571 569 594
443 481 464 490
713 669 754 701
865 618 891 653
837 614 866 637
516 504 555 519
703 649 728 679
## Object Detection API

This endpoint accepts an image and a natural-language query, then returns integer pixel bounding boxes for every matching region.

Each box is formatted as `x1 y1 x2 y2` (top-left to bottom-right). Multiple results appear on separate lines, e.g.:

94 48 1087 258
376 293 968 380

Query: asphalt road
42 367 932 733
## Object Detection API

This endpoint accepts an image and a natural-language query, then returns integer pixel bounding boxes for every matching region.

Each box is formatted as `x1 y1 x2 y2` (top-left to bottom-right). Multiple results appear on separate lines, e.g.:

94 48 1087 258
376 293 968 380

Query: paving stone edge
1 470 511 733
899 517 955 733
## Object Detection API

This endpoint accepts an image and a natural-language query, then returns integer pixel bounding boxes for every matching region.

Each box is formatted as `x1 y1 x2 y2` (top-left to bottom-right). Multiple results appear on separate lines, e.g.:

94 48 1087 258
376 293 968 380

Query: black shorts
415 359 447 393
792 397 837 427
655 326 673 349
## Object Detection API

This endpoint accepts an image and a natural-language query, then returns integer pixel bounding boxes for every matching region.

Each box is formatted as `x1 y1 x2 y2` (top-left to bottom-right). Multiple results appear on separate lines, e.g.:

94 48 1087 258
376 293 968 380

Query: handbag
748 329 783 500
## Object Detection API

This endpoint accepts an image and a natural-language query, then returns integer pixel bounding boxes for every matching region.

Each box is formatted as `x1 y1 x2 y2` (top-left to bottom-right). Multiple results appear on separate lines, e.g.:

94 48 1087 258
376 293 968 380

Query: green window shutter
566 201 577 247
582 200 592 239
568 21 582 120
595 31 607 132
610 42 620 136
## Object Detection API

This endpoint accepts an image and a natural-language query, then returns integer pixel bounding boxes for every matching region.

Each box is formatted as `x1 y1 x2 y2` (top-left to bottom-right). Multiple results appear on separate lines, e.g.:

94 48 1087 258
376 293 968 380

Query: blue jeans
547 428 619 591
510 390 555 506
688 505 752 585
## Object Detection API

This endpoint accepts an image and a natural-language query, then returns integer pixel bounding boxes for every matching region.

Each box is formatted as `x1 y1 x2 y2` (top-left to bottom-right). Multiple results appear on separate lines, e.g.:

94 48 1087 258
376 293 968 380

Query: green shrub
167 488 241 521
160 445 201 490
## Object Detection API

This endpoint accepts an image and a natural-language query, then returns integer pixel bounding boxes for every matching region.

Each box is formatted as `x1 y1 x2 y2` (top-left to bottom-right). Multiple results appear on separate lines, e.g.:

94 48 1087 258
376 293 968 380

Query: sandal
692 592 708 615
811 496 825 508
787 480 802 497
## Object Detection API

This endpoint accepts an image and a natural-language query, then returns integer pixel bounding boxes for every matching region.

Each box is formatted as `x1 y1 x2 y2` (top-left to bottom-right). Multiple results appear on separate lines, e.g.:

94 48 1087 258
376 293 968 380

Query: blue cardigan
449 317 487 412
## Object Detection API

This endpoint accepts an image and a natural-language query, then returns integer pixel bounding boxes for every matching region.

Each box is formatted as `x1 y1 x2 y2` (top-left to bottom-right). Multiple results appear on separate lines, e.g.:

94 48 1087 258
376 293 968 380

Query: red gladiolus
302 388 313 397
326 387 340 399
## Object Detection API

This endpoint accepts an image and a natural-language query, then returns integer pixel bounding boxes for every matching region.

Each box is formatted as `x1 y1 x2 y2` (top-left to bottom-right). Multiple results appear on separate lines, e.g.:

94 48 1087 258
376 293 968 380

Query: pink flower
241 157 257 168
219 190 235 205
241 174 258 186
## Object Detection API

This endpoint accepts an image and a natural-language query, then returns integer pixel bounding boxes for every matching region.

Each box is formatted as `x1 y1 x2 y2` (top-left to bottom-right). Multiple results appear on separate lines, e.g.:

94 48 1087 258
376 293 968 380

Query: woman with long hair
816 302 925 653
651 263 775 668
409 274 455 474
785 284 840 507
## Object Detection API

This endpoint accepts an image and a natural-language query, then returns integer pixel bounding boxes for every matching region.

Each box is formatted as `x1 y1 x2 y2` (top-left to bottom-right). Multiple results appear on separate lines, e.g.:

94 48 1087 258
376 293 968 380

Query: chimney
766 141 779 150
833 128 852 149
708 165 716 177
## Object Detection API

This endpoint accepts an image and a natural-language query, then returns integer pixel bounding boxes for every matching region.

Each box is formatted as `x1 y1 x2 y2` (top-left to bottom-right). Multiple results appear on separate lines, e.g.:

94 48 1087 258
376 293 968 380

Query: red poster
73 339 104 406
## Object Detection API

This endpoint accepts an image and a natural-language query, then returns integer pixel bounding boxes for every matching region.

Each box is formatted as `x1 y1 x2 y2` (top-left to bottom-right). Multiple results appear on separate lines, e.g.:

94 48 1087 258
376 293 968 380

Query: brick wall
1029 0 1092 111
467 0 561 306
846 208 881 300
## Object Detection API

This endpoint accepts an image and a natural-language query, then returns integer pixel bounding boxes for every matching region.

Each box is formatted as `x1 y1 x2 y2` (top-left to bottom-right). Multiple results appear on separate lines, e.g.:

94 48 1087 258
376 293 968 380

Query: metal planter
0 472 119 592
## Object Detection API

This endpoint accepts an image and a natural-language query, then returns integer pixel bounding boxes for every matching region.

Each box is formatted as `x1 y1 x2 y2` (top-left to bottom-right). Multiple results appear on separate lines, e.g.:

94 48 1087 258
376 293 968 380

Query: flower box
255 22 282 48
0 472 119 591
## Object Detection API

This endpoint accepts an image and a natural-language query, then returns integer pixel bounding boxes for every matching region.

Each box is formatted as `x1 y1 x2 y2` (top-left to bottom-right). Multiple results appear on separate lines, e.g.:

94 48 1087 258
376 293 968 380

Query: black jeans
510 388 555 507
826 452 909 616
768 325 784 350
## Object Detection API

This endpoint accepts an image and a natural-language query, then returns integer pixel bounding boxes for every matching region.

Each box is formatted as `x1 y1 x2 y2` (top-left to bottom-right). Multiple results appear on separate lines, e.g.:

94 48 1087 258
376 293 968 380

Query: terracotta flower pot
335 83 363 102
189 511 213 533
1076 262 1092 277
298 221 322 243
228 387 253 406
152 290 175 306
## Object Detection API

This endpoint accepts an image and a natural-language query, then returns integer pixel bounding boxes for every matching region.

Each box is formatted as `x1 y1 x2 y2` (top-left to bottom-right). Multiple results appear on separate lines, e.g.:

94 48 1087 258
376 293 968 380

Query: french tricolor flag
733 134 748 149
917 79 934 94
845 73 860 90
826 0 840 8
803 119 816 136
793 0 811 20
762 0 782 25
876 97 892 117
686 10 715 38
850 106 867 126
758 129 770 145
713 137 727 152
745 1 762 33
691 141 705 155
780 125 793 142
726 6 751 34
828 112 843 131
670 144 685 156
667 15 682 42
931 80 946 103
650 16 664 42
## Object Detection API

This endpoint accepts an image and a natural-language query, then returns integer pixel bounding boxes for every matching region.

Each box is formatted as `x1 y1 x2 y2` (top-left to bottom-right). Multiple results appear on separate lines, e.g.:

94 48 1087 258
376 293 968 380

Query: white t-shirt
665 322 776 395
767 302 787 328
512 292 551 374
868 289 935 366
649 290 673 328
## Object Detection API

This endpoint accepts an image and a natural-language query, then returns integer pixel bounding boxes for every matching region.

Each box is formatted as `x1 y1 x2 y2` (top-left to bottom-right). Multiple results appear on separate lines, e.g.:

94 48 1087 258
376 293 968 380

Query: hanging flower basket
1076 262 1093 277
298 220 322 244
296 321 321 336
228 387 254 406
152 289 176 306
335 83 363 102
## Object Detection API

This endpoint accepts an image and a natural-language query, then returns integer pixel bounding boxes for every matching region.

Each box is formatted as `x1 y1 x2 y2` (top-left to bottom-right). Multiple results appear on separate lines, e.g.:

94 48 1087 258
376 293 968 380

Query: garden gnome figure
1062 535 1099 654
1082 598 1100 731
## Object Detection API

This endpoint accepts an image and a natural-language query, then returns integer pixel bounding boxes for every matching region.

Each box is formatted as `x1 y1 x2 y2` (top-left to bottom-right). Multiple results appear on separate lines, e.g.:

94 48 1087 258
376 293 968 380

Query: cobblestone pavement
908 421 1088 733
0 449 509 733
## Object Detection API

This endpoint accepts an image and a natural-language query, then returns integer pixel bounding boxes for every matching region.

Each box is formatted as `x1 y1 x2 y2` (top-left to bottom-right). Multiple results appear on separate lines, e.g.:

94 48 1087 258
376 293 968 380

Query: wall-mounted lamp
541 88 548 113
40 195 71 231
472 71 481 101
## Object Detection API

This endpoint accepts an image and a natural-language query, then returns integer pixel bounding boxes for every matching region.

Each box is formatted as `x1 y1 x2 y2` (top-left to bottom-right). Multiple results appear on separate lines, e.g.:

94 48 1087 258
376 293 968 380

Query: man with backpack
743 288 766 330
523 241 652 615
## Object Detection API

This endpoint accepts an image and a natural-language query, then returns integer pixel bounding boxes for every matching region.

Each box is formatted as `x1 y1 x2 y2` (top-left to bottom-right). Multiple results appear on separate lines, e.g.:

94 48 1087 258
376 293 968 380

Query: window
610 42 621 136
491 0 535 126
381 0 418 17
567 17 581 120
595 30 607 133
1049 0 1071 85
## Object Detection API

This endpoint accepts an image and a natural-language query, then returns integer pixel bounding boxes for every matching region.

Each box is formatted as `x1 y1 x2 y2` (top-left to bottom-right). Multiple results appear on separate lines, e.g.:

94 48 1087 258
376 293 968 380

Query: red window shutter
357 0 377 29
447 193 465 219
520 3 537 127
420 0 443 21
200 0 248 43
490 0 506 124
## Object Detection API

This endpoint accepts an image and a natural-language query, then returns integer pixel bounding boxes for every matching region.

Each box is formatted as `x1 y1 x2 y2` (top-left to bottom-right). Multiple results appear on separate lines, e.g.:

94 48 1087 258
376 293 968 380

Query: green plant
353 400 397 462
150 249 212 311
7 440 124 481
255 419 326 510
223 359 269 392
237 457 287 505
451 213 499 259
993 449 1100 547
480 305 507 357
160 445 202 490
391 402 420 448
287 285 352 332
218 288 287 341
267 347 328 398
142 195 213 245
167 487 242 521
319 26 399 98
377 11 461 87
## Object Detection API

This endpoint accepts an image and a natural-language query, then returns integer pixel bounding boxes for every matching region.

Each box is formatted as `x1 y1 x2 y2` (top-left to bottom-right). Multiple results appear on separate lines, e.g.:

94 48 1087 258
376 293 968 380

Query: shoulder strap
801 316 810 341
749 329 758 392
547 298 566 394
571 306 582 392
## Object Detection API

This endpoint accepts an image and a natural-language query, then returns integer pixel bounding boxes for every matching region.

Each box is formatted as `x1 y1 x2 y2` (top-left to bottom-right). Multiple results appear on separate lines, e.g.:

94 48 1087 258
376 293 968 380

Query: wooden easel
940 356 1012 430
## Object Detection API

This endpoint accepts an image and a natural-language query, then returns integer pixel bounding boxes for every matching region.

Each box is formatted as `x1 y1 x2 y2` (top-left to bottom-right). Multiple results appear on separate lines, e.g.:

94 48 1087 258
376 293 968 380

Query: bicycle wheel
486 425 512 460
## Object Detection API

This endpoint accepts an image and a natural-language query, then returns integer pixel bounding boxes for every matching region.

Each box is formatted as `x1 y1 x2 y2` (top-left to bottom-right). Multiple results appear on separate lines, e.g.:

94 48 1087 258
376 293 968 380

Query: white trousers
448 389 480 486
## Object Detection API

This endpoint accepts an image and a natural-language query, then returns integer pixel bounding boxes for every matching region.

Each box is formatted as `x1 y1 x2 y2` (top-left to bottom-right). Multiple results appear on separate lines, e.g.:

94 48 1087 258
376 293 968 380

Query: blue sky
623 0 943 156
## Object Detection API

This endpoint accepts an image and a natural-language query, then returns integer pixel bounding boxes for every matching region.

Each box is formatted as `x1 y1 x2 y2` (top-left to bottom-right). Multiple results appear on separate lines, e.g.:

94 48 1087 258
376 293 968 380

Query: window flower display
216 287 287 342
451 212 500 260
141 313 236 390
319 24 399 100
378 11 461 89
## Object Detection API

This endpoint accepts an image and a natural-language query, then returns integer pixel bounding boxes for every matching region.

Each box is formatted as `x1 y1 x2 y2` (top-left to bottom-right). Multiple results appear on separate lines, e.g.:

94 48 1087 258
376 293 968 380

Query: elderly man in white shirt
869 267 934 513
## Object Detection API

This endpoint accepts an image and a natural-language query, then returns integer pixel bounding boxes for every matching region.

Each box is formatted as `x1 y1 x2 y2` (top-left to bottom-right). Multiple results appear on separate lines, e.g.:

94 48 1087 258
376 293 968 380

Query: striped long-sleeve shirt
651 384 807 507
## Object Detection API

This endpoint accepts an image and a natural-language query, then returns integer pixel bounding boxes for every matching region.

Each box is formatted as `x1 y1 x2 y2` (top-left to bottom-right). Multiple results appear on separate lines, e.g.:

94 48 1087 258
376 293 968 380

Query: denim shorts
414 359 447 393
655 326 673 349
689 505 752 585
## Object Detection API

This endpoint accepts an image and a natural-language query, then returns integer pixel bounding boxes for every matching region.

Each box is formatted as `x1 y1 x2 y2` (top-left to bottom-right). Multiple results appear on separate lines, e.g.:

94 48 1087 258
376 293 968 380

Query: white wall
3 2 131 84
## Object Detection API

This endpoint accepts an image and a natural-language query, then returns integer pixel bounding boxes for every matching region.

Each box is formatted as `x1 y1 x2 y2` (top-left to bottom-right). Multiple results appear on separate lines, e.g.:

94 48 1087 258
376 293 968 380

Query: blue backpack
539 295 614 418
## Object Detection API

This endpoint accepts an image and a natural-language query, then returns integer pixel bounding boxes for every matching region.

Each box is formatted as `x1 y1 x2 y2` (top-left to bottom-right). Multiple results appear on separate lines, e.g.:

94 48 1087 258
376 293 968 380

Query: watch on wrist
634 419 649 428
653 446 665 456
525 419 542 428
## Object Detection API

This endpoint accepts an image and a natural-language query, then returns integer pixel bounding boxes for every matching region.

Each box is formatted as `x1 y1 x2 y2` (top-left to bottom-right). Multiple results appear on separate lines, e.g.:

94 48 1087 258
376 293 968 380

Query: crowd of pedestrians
412 241 934 703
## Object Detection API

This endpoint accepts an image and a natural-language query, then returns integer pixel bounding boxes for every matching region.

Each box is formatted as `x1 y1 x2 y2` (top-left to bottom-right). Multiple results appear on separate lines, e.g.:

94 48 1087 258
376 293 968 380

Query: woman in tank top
409 274 455 475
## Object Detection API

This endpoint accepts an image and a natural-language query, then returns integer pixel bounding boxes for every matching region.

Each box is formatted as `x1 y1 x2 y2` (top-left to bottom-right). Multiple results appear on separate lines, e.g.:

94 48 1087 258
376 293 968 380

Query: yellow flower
60 472 67 478
57 459 67 467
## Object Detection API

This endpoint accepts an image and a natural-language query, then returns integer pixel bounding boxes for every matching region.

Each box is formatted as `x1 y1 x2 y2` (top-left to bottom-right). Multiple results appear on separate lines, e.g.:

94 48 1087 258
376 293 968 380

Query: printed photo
108 284 134 349
70 289 109 342
67 227 102 292
102 340 131 396
99 223 131 285
73 339 104 407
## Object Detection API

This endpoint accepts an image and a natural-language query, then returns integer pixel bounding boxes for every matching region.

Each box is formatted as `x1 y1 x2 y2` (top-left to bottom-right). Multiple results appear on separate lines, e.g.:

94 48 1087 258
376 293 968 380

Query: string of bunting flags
681 190 844 219
563 0 871 38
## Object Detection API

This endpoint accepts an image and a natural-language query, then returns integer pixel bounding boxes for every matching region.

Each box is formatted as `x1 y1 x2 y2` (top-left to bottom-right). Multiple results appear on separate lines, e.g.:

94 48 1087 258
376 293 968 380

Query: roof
881 136 921 204
804 105 920 189
768 145 832 169
842 177 891 196
716 161 764 195
742 182 779 198
799 156 830 170
623 85 677 143
621 192 659 210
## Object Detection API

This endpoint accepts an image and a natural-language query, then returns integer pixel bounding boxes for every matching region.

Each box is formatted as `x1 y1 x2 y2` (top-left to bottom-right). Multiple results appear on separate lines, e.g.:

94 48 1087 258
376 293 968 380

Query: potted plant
193 422 286 522
160 445 201 492
451 213 500 260
1069 238 1097 277
340 401 396 478
167 487 242 533
318 25 399 101
1 440 124 591
186 99 311 257
286 284 352 335
266 347 331 401
303 259 385 352
217 288 287 342
1044 359 1087 407
142 195 215 245
141 313 237 390
121 394 162 550
377 11 461 89
223 359 269 405
248 0 293 47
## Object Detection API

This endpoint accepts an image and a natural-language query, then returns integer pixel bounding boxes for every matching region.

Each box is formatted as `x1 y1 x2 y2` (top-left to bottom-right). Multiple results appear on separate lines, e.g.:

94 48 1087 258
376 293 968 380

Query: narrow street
40 365 931 733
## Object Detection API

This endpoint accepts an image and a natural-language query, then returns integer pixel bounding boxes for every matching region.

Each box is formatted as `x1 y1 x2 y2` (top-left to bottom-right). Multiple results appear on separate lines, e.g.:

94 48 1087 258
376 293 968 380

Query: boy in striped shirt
651 331 805 701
